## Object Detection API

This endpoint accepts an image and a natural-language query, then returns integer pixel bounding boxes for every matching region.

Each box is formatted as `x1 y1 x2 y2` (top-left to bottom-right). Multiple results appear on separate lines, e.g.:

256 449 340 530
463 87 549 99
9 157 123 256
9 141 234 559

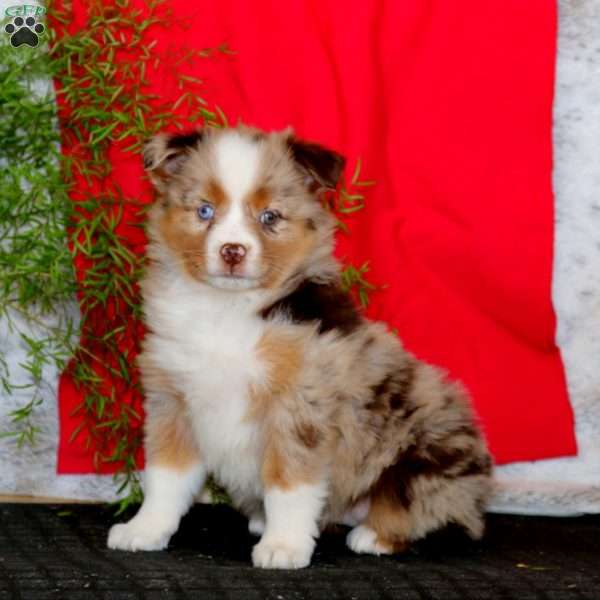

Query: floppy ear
143 129 204 189
287 135 346 191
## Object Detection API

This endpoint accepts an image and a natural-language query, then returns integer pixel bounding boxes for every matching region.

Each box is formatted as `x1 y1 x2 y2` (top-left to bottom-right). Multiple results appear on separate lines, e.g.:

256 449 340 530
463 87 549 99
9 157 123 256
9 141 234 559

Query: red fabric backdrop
57 0 576 473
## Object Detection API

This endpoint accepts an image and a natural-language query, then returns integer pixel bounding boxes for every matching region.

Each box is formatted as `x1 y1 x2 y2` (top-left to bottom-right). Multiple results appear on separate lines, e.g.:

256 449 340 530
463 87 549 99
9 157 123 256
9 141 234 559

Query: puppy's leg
108 463 205 551
252 482 327 569
108 388 204 552
346 497 410 556
252 443 327 569
347 464 491 555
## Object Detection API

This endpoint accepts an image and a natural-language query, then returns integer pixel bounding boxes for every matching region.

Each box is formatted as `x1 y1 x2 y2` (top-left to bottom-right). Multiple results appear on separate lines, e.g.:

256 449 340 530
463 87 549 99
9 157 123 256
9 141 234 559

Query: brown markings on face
248 329 304 420
157 179 230 281
261 220 318 289
206 178 229 209
247 186 271 213
158 206 208 279
243 183 321 289
268 232 315 288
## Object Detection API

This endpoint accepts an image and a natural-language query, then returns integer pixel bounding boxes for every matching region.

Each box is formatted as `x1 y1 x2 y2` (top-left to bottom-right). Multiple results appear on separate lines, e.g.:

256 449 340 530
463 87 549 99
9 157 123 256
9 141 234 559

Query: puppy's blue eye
197 203 214 221
260 210 280 226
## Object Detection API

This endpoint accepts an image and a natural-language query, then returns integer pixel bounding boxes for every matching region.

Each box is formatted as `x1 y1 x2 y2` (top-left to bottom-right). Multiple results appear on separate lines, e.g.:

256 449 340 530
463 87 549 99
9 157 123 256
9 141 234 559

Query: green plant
0 32 76 448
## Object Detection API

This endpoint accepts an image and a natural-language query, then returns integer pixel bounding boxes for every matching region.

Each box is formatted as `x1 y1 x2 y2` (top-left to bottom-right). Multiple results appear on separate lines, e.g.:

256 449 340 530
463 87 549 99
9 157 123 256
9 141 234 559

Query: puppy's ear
287 134 346 191
143 129 204 189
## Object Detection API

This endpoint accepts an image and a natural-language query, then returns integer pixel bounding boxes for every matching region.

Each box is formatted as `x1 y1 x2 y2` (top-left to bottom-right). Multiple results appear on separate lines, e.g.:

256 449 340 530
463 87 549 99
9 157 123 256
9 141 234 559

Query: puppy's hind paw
252 536 314 569
107 517 174 552
346 525 394 556
248 514 265 536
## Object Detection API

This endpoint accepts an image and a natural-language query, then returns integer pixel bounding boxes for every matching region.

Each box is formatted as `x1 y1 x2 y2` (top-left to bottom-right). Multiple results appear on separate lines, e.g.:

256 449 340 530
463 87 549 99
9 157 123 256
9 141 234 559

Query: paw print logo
4 16 45 48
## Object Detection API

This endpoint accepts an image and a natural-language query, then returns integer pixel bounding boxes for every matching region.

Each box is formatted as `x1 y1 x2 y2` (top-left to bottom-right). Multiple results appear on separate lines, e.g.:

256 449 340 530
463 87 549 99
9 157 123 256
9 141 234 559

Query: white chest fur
144 273 269 504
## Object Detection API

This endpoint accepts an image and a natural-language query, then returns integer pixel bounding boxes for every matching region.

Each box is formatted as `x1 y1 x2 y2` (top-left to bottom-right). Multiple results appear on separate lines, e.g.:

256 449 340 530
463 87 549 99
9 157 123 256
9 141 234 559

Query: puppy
107 125 492 569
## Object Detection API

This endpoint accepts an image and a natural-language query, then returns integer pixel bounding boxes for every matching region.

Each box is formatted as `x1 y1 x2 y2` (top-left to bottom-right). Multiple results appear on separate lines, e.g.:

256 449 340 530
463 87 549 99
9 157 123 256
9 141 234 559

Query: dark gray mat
0 504 598 599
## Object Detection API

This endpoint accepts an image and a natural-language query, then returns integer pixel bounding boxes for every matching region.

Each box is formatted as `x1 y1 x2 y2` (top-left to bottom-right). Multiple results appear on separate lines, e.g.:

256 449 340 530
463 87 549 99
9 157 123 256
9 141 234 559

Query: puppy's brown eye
259 210 280 227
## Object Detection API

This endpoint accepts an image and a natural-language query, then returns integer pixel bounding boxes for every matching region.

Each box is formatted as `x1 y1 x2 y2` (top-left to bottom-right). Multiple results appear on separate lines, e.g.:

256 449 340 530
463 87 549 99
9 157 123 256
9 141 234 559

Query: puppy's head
144 125 345 291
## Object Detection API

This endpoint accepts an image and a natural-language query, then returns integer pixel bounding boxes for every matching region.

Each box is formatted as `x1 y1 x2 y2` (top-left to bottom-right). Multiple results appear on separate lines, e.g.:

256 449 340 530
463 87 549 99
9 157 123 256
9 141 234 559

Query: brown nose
220 243 247 265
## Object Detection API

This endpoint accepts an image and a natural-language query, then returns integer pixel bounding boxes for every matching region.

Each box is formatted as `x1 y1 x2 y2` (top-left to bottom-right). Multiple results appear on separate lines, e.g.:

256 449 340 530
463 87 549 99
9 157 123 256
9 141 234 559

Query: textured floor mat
0 504 598 599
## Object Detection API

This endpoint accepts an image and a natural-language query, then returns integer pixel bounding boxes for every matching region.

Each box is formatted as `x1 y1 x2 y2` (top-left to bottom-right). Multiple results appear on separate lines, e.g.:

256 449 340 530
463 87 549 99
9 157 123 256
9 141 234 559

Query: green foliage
341 262 376 308
0 33 76 447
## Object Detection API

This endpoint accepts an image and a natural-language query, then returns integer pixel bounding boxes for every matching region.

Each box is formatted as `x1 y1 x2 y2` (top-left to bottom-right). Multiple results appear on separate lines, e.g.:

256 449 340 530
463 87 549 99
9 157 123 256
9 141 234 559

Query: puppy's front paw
107 516 175 552
252 536 315 569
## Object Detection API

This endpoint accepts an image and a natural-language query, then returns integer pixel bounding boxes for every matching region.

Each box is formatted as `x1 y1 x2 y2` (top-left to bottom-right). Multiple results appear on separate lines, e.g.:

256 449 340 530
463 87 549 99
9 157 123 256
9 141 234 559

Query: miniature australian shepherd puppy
107 124 492 569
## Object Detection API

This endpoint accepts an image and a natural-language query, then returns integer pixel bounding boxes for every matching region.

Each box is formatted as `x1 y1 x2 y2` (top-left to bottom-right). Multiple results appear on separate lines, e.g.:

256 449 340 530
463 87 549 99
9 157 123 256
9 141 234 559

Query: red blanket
57 0 576 473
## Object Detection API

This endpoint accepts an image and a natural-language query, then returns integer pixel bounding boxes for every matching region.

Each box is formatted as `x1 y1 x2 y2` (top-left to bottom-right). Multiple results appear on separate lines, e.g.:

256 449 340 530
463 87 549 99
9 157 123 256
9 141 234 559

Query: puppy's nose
220 243 247 265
